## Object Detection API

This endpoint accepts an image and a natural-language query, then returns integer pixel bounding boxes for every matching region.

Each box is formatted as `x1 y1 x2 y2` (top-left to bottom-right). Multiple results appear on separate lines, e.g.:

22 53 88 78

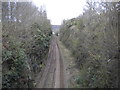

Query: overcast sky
32 0 86 25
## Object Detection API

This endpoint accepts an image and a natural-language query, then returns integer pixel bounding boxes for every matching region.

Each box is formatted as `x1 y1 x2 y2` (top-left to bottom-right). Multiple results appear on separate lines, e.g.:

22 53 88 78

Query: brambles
60 2 119 88
2 38 28 88
2 2 52 88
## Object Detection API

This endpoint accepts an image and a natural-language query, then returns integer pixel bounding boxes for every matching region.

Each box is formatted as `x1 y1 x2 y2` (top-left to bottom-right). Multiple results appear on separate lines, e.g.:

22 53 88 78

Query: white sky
32 0 86 25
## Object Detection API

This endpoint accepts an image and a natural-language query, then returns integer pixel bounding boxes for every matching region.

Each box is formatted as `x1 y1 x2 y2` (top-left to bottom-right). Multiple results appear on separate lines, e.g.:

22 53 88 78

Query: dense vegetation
2 2 52 88
60 2 119 88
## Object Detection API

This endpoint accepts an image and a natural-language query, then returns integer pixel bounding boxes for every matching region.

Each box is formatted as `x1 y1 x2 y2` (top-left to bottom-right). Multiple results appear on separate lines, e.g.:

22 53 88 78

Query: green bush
60 2 118 87
2 37 28 88
2 2 52 88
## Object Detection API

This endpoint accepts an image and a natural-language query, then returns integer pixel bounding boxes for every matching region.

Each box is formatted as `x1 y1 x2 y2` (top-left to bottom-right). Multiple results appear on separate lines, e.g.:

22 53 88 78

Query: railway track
36 35 66 88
